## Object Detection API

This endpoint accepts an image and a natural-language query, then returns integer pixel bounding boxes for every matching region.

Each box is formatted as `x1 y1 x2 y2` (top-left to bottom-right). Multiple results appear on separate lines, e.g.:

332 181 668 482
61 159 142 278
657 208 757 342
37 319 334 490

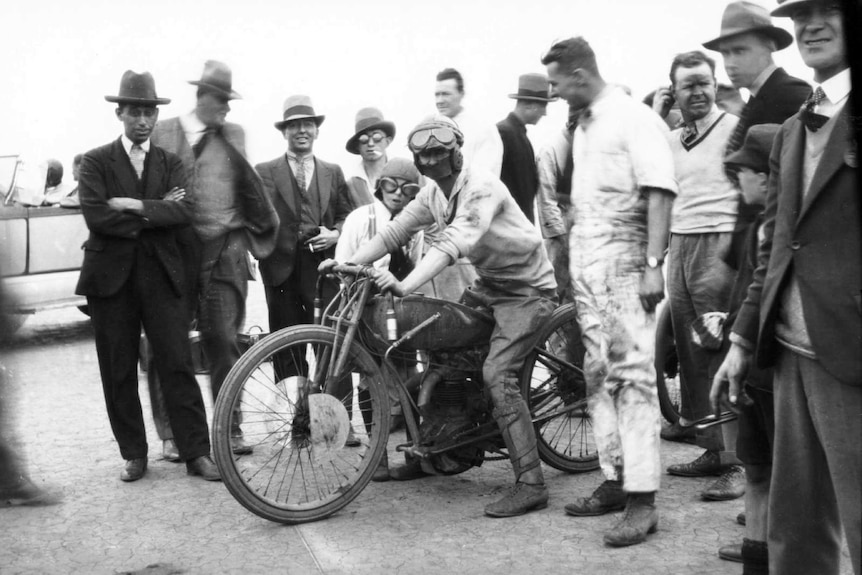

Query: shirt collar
181 110 207 134
818 68 851 108
120 134 150 155
286 151 314 164
749 64 778 97
580 85 622 127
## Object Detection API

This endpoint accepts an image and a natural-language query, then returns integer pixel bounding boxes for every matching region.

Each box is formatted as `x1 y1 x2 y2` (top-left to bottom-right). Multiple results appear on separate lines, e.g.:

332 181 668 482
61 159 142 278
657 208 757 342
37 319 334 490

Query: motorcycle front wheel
520 303 600 473
212 325 390 524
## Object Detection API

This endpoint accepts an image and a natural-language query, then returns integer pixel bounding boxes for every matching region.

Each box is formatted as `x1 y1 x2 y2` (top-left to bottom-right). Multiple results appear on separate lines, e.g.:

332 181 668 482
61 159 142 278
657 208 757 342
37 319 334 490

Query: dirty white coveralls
569 86 677 492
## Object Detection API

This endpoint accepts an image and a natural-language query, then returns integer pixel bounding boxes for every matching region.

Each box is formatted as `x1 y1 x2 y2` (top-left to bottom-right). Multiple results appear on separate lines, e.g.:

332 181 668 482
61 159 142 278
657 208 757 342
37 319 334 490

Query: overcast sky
1 0 810 179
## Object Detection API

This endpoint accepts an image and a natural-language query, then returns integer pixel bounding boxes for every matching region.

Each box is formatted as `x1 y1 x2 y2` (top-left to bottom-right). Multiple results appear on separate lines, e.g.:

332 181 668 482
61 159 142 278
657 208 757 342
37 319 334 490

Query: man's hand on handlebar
369 269 405 296
318 258 338 275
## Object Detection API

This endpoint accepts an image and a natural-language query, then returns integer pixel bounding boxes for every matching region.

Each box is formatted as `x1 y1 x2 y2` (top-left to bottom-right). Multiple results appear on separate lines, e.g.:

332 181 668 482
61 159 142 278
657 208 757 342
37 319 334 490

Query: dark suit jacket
75 138 191 298
733 105 861 385
151 117 278 260
745 67 811 128
497 112 538 223
255 155 350 286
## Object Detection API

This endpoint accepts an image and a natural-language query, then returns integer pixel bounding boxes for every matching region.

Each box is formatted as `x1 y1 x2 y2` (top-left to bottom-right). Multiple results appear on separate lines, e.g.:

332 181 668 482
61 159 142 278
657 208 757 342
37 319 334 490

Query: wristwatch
646 256 664 270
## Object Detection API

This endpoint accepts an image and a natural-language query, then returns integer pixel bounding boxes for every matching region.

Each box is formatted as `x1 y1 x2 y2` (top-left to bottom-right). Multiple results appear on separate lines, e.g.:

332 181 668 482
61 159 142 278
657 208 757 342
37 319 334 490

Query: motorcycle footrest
394 443 430 459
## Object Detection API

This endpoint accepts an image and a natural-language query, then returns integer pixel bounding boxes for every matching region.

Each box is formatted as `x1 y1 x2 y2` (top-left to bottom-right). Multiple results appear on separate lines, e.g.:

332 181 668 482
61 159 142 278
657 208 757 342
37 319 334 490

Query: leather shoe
603 494 659 547
0 477 61 507
564 480 626 516
120 458 147 482
186 455 221 481
161 439 181 462
667 450 725 477
484 483 549 518
230 436 253 456
388 459 429 481
737 511 746 526
718 542 743 563
345 429 361 447
660 421 696 444
701 466 745 501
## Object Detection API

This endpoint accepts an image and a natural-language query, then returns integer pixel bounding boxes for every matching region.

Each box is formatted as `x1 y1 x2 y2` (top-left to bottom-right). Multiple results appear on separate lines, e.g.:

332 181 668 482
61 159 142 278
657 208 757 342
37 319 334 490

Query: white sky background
1 0 810 177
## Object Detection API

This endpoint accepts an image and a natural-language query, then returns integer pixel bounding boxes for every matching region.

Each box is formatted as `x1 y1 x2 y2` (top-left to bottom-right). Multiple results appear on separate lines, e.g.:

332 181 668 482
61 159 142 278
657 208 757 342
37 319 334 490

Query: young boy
710 123 781 574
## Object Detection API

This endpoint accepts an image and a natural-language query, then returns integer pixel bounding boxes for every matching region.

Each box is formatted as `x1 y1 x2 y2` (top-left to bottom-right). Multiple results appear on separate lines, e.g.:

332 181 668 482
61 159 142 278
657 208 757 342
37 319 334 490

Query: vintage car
0 155 88 325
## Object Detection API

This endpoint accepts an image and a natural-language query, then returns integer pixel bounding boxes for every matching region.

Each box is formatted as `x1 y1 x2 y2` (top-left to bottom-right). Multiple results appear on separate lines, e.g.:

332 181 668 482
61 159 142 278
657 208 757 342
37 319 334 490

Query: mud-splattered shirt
379 167 556 292
570 86 677 275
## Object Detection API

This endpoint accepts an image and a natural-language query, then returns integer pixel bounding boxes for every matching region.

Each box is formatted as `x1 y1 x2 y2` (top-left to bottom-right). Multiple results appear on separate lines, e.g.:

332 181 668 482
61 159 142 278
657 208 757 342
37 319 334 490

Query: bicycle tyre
212 325 390 524
520 303 599 473
655 304 682 425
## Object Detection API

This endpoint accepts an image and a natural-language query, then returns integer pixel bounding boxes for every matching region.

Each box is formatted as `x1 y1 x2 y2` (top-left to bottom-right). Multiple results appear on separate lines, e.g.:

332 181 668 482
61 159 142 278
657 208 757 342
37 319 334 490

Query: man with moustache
713 1 860 572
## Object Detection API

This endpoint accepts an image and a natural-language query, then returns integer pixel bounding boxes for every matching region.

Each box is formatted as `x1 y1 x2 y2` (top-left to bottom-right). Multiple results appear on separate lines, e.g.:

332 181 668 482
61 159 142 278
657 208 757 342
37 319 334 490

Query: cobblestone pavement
0 282 853 575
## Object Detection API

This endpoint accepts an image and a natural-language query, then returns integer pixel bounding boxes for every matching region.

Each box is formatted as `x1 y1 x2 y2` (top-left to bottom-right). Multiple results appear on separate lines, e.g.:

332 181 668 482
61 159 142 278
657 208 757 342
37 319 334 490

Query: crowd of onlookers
1 0 859 574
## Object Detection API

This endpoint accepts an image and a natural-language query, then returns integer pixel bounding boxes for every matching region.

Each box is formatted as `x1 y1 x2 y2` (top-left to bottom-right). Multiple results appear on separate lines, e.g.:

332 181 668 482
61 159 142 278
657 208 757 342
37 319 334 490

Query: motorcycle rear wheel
212 325 390 524
520 303 600 473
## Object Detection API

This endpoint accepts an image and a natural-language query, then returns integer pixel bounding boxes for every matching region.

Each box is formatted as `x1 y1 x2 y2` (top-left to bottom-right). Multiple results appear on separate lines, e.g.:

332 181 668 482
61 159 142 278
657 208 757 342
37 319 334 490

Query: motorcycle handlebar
330 262 373 278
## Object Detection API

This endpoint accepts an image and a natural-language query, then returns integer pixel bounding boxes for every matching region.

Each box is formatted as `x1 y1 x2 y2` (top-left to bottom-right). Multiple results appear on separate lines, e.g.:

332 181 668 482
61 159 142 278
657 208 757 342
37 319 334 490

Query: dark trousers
264 247 338 380
88 251 210 461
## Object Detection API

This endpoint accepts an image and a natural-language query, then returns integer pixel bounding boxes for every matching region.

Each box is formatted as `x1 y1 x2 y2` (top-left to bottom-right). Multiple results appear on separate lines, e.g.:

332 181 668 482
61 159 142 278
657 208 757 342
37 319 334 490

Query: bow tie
799 87 828 132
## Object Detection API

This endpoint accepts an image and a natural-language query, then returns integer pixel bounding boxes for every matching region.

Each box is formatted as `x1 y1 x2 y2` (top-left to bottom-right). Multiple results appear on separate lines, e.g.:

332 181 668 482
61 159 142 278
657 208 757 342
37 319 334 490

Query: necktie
295 157 307 192
193 128 215 158
129 144 145 179
681 122 698 146
800 87 828 132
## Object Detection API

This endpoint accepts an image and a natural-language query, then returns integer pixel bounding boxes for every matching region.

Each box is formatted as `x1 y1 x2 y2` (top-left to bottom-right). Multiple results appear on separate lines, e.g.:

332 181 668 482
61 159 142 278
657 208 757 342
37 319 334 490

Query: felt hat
345 108 396 154
771 0 826 17
724 123 781 173
274 95 325 131
188 60 241 100
508 73 556 102
702 1 793 50
104 70 171 105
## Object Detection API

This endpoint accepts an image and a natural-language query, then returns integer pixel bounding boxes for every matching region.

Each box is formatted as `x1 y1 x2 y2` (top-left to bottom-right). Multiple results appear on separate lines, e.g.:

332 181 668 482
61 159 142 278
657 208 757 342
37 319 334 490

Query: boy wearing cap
703 124 780 572
324 115 557 518
344 107 396 210
77 71 219 482
713 2 859 573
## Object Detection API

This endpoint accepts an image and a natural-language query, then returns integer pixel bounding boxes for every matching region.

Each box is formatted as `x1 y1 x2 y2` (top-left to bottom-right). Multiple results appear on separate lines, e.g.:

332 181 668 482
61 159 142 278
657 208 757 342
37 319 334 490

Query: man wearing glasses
323 115 557 518
343 107 396 210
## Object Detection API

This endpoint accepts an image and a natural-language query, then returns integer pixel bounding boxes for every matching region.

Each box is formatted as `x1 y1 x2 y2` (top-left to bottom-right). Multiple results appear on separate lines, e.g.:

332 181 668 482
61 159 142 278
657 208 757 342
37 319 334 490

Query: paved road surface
0 282 852 574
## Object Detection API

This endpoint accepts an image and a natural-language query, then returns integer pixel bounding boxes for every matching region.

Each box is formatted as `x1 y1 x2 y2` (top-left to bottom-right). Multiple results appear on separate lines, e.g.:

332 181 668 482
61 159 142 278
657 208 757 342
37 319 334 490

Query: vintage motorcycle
211 264 597 524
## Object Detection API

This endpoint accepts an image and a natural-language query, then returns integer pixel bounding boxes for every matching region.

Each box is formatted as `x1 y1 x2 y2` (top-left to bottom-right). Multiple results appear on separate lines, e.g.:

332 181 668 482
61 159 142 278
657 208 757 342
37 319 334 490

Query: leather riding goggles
408 126 460 152
378 177 421 198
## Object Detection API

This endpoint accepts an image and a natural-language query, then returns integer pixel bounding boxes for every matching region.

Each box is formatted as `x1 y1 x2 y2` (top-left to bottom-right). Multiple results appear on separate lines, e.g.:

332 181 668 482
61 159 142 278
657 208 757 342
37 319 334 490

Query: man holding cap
77 70 219 482
496 73 555 223
344 107 396 210
713 1 859 572
255 96 351 363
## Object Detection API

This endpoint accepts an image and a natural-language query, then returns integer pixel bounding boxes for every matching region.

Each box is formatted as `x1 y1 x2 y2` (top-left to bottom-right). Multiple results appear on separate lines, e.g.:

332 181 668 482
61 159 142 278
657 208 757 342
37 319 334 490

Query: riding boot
483 400 548 518
603 491 659 547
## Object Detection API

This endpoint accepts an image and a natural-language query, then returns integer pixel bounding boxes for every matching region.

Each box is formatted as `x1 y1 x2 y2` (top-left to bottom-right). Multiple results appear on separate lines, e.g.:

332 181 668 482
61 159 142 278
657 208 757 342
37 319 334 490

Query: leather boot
483 401 548 518
603 492 659 547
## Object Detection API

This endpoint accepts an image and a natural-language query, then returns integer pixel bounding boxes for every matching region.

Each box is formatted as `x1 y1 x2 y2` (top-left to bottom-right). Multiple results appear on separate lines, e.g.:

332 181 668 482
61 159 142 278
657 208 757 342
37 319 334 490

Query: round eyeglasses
378 177 420 197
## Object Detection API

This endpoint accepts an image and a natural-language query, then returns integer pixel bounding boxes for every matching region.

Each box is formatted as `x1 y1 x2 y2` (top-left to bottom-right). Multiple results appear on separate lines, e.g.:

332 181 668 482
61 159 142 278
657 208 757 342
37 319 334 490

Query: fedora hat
345 107 396 154
274 95 325 131
188 60 241 100
771 0 825 17
703 0 793 51
703 1 793 50
104 70 171 106
508 73 556 102
725 123 781 173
